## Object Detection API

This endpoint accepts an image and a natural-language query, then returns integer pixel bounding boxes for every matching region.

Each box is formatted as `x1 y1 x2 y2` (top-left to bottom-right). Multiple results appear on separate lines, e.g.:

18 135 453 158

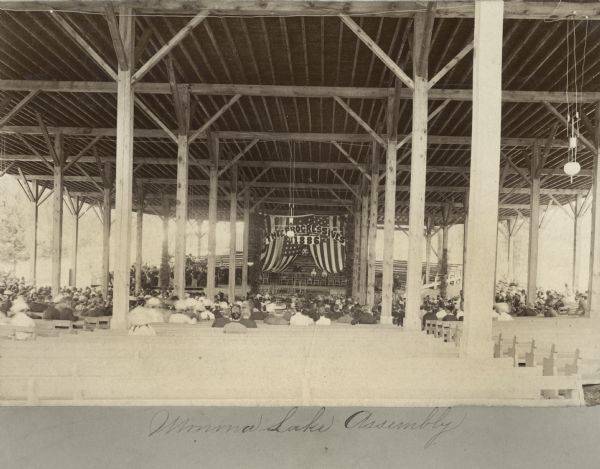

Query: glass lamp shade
286 229 295 238
563 161 581 177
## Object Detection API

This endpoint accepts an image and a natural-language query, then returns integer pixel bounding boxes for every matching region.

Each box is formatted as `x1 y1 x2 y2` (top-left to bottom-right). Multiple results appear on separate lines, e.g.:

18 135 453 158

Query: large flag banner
260 214 346 274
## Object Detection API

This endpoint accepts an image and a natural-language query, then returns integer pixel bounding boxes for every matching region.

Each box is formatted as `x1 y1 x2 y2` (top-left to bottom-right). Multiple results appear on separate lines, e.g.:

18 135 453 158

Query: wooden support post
381 84 400 325
70 196 80 287
173 91 190 299
207 133 219 300
573 194 583 294
101 162 112 299
159 193 170 290
425 218 433 285
440 204 450 298
228 164 238 302
462 192 469 287
111 9 134 329
404 11 431 330
135 184 144 295
51 133 64 295
588 102 600 318
197 220 204 257
440 223 449 298
352 198 362 300
30 181 39 284
527 143 541 306
366 141 379 306
241 189 250 298
507 218 515 283
461 0 504 358
359 180 369 304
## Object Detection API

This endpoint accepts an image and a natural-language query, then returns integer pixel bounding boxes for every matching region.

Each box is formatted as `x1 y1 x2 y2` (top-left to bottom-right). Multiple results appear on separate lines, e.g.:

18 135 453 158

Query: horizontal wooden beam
0 127 583 151
41 177 589 196
2 2 598 20
6 154 593 177
3 80 600 104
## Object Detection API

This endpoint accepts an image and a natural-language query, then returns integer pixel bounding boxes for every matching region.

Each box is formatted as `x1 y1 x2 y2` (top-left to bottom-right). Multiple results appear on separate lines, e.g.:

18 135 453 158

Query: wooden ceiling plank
50 12 117 80
104 3 129 71
132 11 208 84
339 14 414 90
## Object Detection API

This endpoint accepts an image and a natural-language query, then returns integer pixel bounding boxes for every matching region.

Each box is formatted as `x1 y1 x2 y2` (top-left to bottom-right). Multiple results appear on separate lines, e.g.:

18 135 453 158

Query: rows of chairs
425 320 462 347
0 316 112 341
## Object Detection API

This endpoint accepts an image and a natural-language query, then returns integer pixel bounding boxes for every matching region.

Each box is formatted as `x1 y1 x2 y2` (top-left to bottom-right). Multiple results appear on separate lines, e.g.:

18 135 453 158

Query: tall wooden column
359 181 369 303
440 205 450 298
404 13 430 330
381 86 400 325
241 189 251 298
135 182 144 295
462 192 469 286
101 162 112 299
197 220 204 256
159 193 170 290
588 102 600 318
572 194 583 293
174 93 190 299
111 9 134 328
30 181 39 285
366 141 379 306
527 143 541 306
506 218 515 283
461 0 504 358
228 164 238 302
352 198 362 300
70 196 80 287
51 133 64 295
424 217 433 285
207 133 219 300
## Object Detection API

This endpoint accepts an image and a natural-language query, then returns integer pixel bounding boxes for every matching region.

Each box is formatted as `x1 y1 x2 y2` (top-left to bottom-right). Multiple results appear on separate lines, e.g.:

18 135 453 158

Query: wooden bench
443 322 462 346
493 334 536 366
506 336 537 367
52 320 73 331
0 325 37 341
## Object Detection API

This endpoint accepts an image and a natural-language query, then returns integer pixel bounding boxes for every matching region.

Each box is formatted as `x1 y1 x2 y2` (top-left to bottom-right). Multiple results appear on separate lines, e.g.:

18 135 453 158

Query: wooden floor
0 319 593 406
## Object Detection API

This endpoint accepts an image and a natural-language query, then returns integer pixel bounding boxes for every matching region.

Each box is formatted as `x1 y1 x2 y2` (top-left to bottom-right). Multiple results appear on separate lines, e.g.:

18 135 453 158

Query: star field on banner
260 214 347 274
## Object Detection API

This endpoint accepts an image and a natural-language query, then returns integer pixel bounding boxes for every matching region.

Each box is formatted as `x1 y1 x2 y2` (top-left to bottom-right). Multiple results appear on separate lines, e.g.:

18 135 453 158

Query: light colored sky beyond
0 175 589 291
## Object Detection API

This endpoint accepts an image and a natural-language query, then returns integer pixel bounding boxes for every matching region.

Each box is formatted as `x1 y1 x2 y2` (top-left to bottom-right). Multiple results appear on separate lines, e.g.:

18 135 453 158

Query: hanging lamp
562 17 588 183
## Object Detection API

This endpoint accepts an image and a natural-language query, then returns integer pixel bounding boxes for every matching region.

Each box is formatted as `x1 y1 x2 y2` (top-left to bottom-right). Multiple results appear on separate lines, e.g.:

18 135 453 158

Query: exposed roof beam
0 90 40 128
188 94 241 143
5 154 593 177
103 3 129 71
339 14 414 90
131 11 209 84
4 2 598 20
28 176 589 196
50 12 117 80
4 81 600 104
0 127 581 149
429 41 474 89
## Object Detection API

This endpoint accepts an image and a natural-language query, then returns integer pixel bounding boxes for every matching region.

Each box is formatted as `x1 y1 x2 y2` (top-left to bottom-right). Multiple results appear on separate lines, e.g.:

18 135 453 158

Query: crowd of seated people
1 268 592 340
419 294 464 330
129 258 241 292
493 281 588 318
0 274 113 319
122 290 410 334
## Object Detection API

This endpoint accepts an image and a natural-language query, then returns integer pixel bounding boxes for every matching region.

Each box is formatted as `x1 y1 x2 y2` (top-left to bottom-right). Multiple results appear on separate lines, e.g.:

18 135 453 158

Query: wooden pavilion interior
1 1 600 405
